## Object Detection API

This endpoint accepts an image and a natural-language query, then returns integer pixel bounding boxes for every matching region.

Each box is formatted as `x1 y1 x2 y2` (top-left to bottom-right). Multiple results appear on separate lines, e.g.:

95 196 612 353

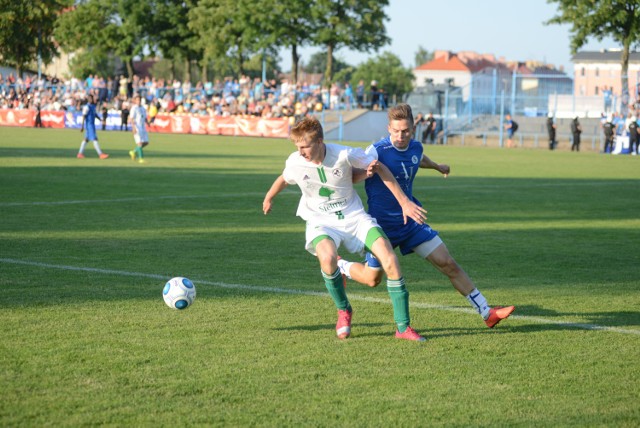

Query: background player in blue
77 94 109 159
339 103 515 329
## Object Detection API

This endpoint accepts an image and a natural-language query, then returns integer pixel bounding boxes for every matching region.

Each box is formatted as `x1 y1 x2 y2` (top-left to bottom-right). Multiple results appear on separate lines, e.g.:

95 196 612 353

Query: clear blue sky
279 0 618 73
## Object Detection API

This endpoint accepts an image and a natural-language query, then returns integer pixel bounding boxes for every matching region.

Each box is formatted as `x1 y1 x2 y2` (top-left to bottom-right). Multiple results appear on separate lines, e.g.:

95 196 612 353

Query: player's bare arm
351 167 369 184
372 161 427 224
263 175 288 215
420 155 450 177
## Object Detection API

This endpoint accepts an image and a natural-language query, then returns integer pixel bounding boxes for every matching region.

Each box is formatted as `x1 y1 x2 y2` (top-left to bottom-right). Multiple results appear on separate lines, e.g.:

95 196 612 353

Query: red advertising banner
0 109 290 138
0 109 35 127
41 111 65 128
0 110 65 128
150 114 290 138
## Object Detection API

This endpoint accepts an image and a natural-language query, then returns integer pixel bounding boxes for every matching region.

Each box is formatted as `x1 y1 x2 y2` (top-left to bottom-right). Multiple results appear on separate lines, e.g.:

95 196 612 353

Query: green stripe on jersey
317 166 327 183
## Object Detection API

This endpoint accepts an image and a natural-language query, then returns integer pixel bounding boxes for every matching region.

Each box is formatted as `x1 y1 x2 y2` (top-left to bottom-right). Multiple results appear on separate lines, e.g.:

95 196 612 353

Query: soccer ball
162 277 196 309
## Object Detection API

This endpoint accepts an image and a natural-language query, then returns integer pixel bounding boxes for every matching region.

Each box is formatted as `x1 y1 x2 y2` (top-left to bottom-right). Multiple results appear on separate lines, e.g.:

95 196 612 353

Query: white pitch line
0 181 629 207
2 257 639 337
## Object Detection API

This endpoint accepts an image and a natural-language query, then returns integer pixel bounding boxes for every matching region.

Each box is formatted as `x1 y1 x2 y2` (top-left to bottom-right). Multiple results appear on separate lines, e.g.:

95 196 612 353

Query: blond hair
290 116 324 144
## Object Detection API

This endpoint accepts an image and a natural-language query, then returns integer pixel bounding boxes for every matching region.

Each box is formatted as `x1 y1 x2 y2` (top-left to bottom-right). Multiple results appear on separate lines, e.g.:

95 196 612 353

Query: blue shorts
382 221 439 256
85 126 97 141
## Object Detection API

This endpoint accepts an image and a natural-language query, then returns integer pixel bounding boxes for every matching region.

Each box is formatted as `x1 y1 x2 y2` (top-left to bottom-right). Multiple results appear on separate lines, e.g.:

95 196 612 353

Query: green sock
135 146 143 159
323 269 351 311
387 277 409 332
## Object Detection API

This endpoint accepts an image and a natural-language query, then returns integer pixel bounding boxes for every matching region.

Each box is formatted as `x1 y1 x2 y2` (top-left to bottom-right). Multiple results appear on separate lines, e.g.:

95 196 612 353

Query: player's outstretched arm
352 167 368 184
371 161 427 225
420 155 450 177
263 175 288 215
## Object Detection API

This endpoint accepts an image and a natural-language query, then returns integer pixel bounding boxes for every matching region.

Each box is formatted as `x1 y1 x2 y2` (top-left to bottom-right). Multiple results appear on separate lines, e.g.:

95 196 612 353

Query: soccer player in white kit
129 95 150 164
263 116 429 341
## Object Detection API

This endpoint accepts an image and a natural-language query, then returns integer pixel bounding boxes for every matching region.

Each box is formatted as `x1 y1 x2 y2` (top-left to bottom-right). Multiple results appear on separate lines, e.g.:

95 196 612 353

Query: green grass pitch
1 126 639 426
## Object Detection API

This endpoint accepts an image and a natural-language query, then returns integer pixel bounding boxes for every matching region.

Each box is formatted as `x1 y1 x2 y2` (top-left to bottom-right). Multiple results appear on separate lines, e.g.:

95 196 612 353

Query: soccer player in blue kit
77 94 109 159
339 104 515 329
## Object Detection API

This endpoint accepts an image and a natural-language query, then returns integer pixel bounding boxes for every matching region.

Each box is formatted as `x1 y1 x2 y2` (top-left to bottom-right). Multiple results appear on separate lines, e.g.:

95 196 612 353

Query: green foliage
311 0 390 84
547 0 640 53
68 49 118 79
148 0 201 81
0 127 639 425
304 51 351 75
414 45 433 67
0 0 71 75
547 0 640 113
188 0 270 76
349 51 415 99
55 0 151 77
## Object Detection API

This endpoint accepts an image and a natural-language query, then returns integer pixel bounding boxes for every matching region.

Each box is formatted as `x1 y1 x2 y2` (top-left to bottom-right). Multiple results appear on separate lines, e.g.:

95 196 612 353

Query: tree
149 0 202 82
547 0 640 114
189 0 274 77
311 0 390 87
259 0 315 84
0 0 70 77
304 51 351 76
414 45 433 67
55 0 151 78
349 51 414 103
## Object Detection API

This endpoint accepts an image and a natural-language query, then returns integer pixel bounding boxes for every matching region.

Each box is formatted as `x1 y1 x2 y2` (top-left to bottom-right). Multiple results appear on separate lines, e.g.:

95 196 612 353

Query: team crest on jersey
412 155 419 165
332 168 343 178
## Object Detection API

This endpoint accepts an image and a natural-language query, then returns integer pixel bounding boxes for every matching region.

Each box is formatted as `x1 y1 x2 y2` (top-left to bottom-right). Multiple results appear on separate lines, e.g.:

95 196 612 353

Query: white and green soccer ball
163 277 196 309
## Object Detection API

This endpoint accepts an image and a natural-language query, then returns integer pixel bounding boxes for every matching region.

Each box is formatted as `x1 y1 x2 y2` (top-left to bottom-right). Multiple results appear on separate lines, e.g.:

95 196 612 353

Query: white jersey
282 143 374 224
130 105 147 130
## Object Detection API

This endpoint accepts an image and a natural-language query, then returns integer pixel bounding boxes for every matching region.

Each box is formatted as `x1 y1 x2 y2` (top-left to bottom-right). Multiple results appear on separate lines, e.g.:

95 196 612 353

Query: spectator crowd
0 72 384 122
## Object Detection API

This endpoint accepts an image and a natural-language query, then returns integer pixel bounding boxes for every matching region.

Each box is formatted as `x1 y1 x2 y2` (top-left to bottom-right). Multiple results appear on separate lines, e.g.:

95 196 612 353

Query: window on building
595 86 599 95
581 67 585 76
595 68 599 77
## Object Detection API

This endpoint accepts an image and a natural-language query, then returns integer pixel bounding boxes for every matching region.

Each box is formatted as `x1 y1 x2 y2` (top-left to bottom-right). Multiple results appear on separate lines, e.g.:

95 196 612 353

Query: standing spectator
34 102 43 128
424 112 437 145
120 97 130 131
504 114 518 148
602 114 615 153
356 80 364 108
344 82 354 110
571 116 582 152
370 80 380 110
119 75 128 98
547 114 557 150
77 94 109 159
101 103 108 130
627 114 638 155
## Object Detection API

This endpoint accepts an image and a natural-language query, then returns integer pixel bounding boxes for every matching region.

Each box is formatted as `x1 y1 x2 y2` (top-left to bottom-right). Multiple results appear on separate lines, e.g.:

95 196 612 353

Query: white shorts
134 129 149 144
413 235 443 258
304 211 380 256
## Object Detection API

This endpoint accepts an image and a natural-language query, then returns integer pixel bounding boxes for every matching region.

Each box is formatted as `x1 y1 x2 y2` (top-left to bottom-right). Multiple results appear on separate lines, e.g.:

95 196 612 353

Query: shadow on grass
513 304 640 327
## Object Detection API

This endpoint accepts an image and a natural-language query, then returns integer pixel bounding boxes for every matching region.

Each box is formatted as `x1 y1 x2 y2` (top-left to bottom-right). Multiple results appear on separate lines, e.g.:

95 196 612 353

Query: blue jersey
364 136 438 254
83 103 99 140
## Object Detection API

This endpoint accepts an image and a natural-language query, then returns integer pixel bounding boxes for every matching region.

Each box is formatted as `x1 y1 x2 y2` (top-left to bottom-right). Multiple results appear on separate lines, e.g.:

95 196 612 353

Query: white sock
79 140 87 154
466 288 490 319
92 140 103 155
337 258 352 279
